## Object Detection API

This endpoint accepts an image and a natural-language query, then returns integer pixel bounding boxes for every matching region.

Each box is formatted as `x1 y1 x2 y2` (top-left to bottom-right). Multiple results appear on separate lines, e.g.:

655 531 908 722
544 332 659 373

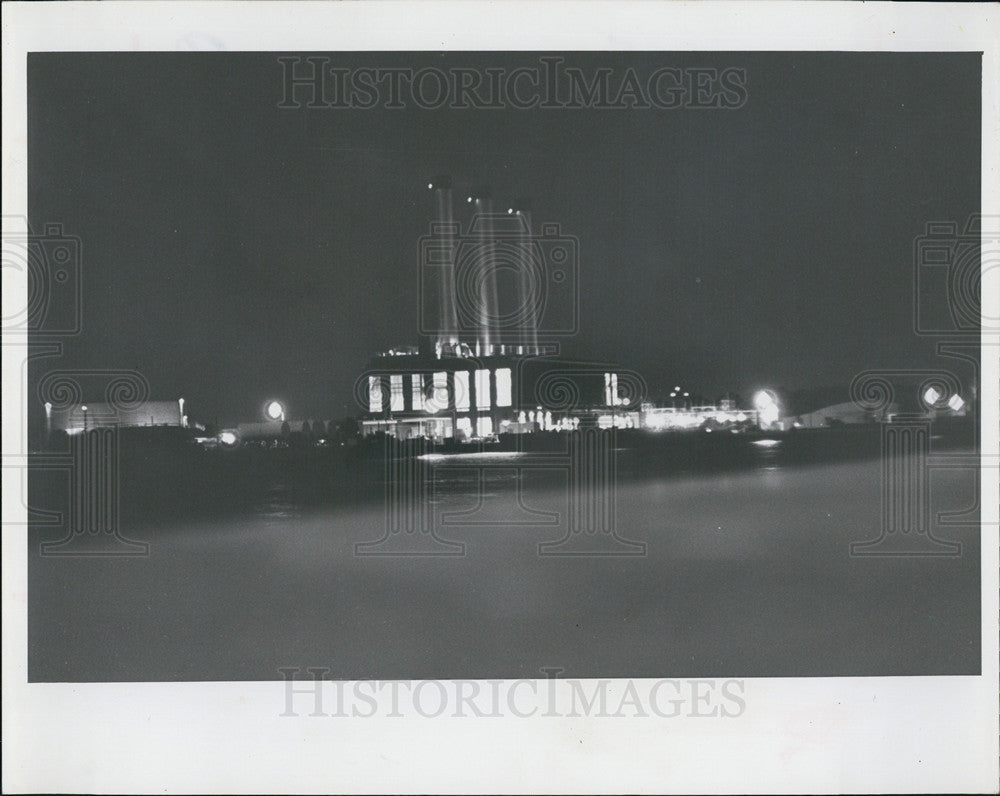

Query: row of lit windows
369 369 513 414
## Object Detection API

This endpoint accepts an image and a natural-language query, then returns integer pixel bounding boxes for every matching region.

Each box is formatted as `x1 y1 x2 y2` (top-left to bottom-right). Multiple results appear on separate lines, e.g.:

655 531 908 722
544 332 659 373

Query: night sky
28 52 980 426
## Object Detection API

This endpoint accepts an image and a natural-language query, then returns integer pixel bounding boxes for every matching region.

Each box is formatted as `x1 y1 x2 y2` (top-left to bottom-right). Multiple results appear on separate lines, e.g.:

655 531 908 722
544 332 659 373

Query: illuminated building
46 398 187 435
359 177 752 442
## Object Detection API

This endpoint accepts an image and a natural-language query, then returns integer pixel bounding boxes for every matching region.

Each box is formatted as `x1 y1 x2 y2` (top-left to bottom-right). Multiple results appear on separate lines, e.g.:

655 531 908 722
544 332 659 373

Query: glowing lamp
923 386 941 406
219 431 237 445
265 400 285 421
753 390 780 428
948 394 965 412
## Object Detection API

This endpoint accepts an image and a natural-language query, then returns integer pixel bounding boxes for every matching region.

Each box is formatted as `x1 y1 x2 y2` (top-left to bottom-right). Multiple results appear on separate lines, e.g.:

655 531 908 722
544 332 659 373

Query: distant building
360 350 638 440
785 401 877 429
358 178 649 441
235 419 330 440
46 399 186 435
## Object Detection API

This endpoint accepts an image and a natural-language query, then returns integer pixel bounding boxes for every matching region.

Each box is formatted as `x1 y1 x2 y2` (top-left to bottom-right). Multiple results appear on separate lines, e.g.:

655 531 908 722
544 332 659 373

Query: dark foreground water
28 428 981 681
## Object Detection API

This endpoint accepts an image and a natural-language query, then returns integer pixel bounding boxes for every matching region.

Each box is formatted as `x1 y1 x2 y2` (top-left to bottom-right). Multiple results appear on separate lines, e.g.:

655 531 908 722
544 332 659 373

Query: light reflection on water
29 447 981 682
250 439 798 520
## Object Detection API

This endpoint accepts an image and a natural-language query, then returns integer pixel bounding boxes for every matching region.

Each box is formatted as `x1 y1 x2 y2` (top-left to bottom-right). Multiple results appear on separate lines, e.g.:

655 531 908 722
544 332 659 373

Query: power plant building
360 177 639 441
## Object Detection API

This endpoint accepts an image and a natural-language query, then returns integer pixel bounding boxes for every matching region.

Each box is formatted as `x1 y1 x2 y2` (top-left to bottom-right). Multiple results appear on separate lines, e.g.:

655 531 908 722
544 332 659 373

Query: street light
265 400 285 422
753 390 780 429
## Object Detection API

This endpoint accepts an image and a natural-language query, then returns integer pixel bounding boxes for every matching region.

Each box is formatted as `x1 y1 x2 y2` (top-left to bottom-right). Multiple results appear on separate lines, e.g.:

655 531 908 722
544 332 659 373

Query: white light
754 390 780 427
467 196 473 203
81 405 88 412
265 400 284 420
948 394 965 412
427 183 433 189
219 431 237 445
923 387 941 406
507 208 514 214
751 439 781 448
683 392 689 397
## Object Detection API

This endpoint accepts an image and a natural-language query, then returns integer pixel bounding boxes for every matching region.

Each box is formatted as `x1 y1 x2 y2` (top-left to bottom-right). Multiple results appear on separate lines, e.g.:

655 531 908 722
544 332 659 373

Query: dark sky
28 52 980 426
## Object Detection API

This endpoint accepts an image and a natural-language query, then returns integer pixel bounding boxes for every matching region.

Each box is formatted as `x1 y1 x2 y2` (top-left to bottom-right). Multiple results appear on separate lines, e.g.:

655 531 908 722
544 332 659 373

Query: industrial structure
358 177 750 441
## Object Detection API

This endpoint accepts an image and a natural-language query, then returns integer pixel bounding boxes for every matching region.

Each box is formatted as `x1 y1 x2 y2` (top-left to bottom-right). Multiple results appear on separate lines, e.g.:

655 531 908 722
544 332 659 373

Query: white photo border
3 2 998 793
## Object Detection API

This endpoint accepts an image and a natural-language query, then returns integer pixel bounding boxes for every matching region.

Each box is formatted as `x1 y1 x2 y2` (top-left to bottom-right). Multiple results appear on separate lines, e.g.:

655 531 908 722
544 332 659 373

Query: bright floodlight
219 431 237 445
265 400 285 421
948 394 965 412
923 386 941 406
754 390 780 427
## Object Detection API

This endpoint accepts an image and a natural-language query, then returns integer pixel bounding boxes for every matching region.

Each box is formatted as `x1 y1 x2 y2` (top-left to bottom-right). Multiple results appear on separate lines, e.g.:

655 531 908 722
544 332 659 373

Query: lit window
456 417 473 438
368 376 383 414
411 374 424 411
495 368 512 407
476 369 491 410
477 416 493 437
427 371 448 413
455 371 470 411
390 375 404 412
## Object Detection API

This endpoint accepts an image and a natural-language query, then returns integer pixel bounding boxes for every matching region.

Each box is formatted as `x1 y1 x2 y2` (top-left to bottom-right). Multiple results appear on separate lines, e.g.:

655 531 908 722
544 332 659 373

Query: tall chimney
468 187 499 355
429 176 459 352
511 202 539 355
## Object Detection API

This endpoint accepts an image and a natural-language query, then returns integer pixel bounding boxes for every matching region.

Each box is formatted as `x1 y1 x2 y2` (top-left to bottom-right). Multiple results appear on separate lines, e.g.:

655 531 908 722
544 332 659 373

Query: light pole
81 405 88 432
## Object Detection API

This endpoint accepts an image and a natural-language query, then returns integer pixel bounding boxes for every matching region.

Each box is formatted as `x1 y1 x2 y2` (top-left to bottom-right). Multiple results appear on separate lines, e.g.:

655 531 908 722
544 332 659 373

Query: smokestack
429 176 459 352
468 187 500 356
510 201 539 355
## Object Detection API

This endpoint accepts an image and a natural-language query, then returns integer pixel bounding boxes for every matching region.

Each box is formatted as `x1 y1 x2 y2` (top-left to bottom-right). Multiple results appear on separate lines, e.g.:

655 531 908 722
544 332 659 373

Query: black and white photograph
3 2 998 794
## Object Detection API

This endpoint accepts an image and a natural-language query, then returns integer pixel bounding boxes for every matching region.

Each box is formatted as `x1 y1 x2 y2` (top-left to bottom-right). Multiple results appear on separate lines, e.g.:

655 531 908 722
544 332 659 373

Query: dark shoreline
29 418 979 526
